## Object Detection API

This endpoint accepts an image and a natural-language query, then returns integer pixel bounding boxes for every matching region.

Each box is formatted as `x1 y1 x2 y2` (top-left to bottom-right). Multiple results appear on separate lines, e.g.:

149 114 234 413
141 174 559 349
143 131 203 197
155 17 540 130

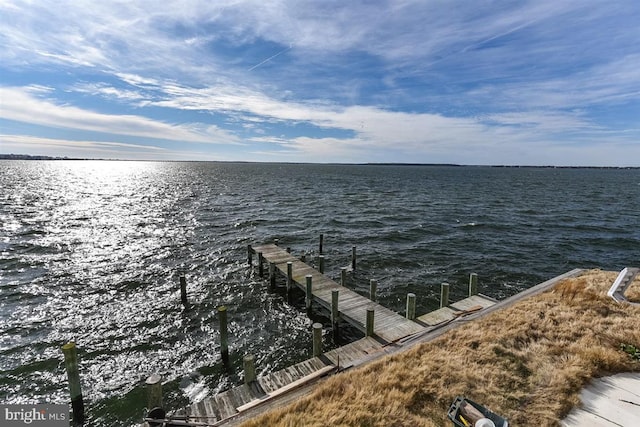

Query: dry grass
240 270 640 427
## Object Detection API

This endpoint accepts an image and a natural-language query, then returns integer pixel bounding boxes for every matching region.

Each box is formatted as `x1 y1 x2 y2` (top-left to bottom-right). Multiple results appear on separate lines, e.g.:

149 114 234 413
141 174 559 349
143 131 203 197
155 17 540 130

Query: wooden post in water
351 246 357 270
319 255 325 274
369 279 377 301
331 289 339 332
305 275 313 313
406 293 416 320
286 262 293 292
469 273 478 297
319 234 324 255
218 306 229 364
258 252 264 277
312 322 323 357
440 283 450 308
179 275 188 307
243 355 256 384
269 262 276 289
61 342 85 426
301 253 306 263
340 267 347 287
145 373 163 410
366 308 375 337
247 245 253 266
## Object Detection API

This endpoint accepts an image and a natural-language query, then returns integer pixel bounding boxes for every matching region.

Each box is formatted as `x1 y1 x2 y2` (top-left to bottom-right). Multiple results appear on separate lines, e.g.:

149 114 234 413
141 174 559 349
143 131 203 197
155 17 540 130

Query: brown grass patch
240 270 640 427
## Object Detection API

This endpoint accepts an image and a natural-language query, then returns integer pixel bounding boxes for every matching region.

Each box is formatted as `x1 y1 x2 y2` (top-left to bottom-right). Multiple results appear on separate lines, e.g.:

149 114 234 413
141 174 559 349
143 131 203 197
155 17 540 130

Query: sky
1 1 639 166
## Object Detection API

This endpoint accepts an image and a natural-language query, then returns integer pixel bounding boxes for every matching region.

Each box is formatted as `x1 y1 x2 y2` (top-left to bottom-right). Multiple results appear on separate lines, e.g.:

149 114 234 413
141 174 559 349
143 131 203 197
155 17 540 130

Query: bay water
1 161 638 426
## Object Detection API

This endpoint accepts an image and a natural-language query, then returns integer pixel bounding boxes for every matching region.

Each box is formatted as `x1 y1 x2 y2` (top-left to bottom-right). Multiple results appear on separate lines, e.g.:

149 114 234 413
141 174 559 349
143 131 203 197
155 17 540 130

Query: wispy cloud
0 134 219 161
0 87 240 144
0 134 166 151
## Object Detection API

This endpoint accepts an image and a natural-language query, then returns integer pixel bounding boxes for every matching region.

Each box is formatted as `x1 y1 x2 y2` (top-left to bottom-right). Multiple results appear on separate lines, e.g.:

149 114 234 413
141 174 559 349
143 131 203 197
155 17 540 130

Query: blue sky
1 1 639 165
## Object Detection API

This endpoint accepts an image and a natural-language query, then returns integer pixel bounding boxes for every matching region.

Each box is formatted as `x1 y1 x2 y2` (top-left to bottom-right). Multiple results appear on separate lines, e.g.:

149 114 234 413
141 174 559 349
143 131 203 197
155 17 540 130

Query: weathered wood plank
560 373 640 426
323 337 384 367
214 393 238 420
451 294 496 311
417 306 459 325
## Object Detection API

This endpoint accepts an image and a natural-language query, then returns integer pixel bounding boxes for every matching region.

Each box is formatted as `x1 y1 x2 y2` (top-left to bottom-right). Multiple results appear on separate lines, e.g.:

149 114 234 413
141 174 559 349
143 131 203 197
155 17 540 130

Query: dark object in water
447 396 508 427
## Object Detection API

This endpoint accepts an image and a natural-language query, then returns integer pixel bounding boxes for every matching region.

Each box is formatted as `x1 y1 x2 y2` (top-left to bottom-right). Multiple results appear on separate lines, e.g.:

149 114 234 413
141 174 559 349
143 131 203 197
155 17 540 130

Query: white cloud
0 87 240 144
0 134 182 160
0 134 166 151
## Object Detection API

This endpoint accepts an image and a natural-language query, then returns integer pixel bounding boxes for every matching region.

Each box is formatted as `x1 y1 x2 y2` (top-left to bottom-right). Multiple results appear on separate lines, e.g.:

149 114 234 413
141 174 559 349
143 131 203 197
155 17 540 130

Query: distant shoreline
1 154 638 169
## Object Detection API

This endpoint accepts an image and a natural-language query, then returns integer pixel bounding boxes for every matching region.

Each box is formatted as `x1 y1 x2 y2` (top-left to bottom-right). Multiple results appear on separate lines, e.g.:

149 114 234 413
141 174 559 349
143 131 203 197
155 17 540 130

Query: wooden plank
451 295 496 311
214 393 238 420
417 307 458 326
323 337 384 367
561 373 640 426
237 365 337 413
228 384 255 409
560 410 620 427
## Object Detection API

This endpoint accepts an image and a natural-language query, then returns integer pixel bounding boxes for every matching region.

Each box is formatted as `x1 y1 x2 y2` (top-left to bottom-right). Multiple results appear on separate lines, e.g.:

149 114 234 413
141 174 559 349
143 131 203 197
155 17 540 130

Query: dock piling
258 252 264 277
369 279 377 301
218 306 229 364
179 275 188 307
243 355 256 384
351 246 357 270
440 283 450 308
319 255 325 274
366 308 375 337
469 273 478 296
331 289 339 332
319 234 324 255
61 342 85 426
247 245 253 266
305 275 313 313
286 262 293 292
145 373 163 411
340 267 347 287
312 323 323 357
406 293 416 320
269 262 276 289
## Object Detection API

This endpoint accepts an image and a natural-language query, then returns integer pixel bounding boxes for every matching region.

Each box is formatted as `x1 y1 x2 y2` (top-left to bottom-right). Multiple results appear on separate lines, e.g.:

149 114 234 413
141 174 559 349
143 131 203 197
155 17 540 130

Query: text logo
1 405 68 426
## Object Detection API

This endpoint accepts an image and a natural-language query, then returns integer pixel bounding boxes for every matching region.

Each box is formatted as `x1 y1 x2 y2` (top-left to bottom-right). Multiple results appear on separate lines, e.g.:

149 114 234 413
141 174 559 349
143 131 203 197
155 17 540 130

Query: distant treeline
0 154 79 160
367 163 639 169
1 155 637 168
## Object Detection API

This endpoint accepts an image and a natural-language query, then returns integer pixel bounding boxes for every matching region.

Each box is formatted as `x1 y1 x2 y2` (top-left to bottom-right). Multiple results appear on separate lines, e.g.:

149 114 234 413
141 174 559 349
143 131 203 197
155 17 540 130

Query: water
1 160 638 426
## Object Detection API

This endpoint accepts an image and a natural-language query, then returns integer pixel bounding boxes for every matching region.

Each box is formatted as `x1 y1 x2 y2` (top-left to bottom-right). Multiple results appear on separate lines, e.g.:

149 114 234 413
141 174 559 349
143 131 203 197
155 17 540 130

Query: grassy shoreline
240 270 640 427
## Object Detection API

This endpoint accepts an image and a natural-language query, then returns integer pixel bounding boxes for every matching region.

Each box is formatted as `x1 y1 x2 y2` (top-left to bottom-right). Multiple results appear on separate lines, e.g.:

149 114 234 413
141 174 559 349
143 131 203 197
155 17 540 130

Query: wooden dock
251 244 425 343
177 337 387 425
146 243 508 426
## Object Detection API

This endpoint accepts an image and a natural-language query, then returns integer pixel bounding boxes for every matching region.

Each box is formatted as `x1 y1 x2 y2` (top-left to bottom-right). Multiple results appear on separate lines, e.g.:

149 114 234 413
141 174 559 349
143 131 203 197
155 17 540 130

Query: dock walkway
158 244 503 426
179 336 386 425
252 244 425 343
